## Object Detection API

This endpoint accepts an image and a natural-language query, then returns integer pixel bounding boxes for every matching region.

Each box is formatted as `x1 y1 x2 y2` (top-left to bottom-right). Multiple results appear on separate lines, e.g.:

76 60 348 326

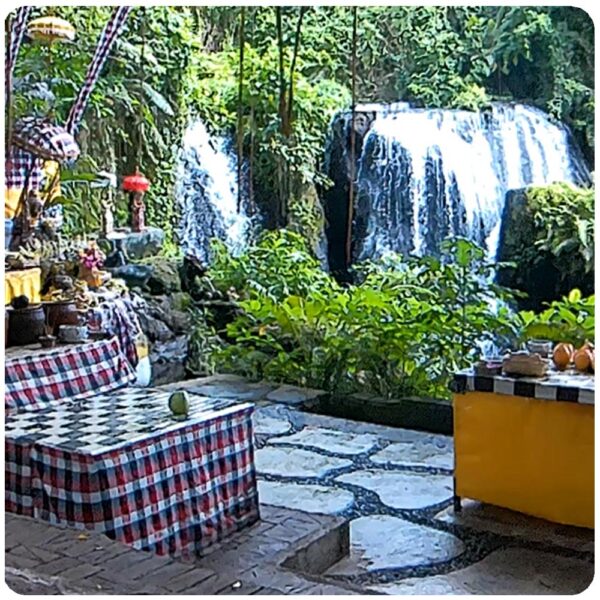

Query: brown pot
43 300 79 336
8 304 45 346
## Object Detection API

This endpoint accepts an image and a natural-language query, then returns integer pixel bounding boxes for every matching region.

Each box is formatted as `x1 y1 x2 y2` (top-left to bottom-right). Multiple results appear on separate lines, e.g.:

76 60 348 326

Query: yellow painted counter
4 268 42 305
453 373 594 529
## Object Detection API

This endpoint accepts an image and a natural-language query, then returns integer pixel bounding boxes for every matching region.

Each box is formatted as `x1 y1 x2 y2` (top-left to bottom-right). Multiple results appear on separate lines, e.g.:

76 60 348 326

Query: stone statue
102 194 115 235
129 191 146 232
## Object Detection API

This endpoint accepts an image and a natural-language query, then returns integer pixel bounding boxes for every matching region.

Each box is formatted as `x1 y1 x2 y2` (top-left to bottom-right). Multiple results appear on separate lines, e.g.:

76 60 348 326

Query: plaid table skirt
6 404 259 557
5 337 136 414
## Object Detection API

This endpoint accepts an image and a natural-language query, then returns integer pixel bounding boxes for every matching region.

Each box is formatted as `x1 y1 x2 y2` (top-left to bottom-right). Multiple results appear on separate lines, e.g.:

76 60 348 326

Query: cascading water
323 103 590 271
176 120 252 265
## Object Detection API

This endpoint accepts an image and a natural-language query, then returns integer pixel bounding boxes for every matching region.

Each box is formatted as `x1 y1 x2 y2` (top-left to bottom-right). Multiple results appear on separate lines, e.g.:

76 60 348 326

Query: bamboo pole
345 7 358 269
236 6 245 212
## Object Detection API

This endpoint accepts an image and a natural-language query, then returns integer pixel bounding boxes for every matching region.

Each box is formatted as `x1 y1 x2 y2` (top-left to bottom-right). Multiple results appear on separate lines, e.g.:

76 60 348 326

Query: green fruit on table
168 391 189 417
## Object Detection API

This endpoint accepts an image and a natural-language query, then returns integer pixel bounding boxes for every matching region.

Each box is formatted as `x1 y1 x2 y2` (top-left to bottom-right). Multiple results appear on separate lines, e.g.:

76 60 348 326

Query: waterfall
176 120 251 265
323 103 590 269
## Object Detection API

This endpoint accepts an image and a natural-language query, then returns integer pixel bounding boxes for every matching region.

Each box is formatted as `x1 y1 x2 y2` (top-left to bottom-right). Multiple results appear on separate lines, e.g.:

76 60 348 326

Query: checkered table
5 337 136 414
5 387 259 557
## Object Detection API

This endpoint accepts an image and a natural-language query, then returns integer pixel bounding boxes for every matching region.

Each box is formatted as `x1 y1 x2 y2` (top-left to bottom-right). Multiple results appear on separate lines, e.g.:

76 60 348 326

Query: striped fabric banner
5 6 32 85
65 6 133 134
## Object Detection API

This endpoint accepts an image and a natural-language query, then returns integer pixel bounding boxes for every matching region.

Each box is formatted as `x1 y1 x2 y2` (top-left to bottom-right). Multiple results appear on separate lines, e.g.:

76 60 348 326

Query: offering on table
58 324 89 343
526 339 553 358
474 358 503 376
502 351 549 377
169 391 189 420
552 342 575 371
573 342 595 374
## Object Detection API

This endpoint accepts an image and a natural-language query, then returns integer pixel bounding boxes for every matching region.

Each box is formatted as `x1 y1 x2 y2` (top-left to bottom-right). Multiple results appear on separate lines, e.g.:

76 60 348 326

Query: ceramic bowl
58 324 88 343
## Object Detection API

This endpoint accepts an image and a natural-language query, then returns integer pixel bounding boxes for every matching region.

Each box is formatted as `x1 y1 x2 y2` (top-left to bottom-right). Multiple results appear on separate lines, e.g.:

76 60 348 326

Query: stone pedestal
100 227 165 260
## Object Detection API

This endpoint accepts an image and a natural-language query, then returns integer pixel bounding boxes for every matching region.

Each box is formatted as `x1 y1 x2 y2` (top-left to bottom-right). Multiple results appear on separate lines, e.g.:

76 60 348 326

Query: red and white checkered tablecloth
5 388 259 557
4 337 136 414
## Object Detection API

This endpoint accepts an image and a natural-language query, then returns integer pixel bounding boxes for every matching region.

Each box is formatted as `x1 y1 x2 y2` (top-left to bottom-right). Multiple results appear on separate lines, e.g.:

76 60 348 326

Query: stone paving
5 505 356 595
5 374 596 594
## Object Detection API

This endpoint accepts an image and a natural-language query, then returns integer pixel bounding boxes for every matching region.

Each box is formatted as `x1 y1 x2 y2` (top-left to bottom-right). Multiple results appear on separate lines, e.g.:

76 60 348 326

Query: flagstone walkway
249 401 593 595
5 375 595 595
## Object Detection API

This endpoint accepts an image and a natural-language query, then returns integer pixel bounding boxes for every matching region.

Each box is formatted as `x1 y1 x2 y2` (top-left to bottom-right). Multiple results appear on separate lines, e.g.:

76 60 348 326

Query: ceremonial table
5 388 259 556
5 337 135 414
452 368 594 528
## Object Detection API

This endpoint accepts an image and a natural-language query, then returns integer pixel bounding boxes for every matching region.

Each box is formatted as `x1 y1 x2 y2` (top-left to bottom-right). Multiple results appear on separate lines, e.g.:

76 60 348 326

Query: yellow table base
5 268 42 305
454 391 594 528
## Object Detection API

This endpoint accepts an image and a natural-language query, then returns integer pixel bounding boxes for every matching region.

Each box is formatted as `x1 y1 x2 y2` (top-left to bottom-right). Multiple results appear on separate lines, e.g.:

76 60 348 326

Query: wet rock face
131 272 193 386
139 257 183 295
496 188 594 311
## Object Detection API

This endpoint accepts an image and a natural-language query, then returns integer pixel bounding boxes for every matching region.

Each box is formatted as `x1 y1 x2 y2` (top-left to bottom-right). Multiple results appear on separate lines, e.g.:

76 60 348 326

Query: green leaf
142 82 175 116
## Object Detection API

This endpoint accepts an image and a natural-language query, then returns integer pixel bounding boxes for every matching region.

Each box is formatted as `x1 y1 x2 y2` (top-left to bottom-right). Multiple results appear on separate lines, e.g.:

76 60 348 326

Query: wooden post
236 6 245 212
345 7 358 269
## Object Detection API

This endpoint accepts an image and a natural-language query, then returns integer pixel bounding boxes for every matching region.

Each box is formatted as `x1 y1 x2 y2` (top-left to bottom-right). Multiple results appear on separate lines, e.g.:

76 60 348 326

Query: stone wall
127 257 193 386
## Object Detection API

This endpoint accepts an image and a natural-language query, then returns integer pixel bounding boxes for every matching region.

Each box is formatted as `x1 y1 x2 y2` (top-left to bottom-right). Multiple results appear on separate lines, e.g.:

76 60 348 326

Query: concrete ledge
280 519 349 575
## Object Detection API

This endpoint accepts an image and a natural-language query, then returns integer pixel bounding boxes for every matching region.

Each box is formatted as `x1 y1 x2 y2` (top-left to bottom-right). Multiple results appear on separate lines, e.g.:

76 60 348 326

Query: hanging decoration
12 117 80 161
5 6 34 221
65 6 132 135
122 7 151 234
26 16 76 43
5 6 32 93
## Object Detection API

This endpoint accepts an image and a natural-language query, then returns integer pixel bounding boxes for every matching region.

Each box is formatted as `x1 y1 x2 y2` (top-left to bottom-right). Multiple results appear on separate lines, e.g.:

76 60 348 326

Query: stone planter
305 393 453 435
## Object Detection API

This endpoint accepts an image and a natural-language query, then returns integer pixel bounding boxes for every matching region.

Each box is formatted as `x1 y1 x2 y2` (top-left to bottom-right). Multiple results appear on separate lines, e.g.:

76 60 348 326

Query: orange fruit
573 348 593 373
552 343 574 371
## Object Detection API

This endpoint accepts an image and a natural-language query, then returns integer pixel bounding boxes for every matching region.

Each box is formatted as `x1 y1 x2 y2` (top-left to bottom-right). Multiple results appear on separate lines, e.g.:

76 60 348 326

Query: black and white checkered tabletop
452 369 594 405
5 387 251 455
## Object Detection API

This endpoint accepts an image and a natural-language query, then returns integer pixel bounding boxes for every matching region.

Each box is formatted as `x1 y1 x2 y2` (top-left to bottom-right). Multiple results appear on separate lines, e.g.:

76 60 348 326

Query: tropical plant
518 289 595 348
206 231 519 399
209 229 335 301
526 183 594 272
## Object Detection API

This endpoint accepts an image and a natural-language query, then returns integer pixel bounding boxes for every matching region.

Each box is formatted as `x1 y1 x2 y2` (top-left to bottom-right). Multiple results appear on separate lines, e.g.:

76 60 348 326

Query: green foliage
9 5 593 250
526 183 594 273
205 231 518 399
189 38 350 221
12 6 196 244
518 289 595 348
209 230 335 300
186 308 223 377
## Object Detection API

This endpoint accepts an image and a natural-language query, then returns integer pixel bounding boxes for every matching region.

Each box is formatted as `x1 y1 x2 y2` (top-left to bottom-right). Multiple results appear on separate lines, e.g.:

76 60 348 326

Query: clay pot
43 300 79 336
39 335 57 349
8 304 45 346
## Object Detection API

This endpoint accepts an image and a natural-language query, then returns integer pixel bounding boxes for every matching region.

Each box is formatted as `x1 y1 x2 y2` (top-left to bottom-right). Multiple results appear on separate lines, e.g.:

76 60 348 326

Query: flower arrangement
78 242 106 288
79 242 105 271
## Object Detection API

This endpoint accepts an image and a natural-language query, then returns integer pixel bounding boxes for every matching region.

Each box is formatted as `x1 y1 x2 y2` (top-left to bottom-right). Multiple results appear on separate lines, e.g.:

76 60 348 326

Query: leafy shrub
518 288 595 348
205 231 519 399
209 230 336 301
526 183 594 272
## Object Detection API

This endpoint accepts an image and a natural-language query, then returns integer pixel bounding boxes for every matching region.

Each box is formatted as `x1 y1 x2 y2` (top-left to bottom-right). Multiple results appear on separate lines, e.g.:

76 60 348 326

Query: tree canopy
9 5 594 241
